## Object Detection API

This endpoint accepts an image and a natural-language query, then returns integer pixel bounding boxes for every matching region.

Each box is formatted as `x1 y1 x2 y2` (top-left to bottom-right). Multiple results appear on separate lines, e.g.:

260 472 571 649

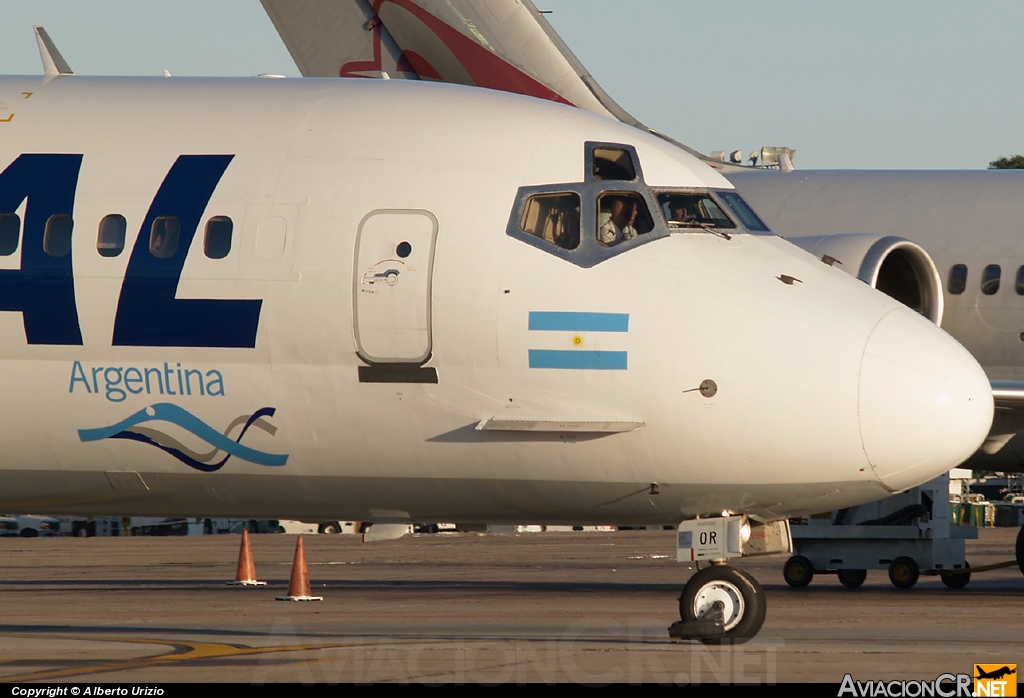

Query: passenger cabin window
948 264 968 295
96 214 126 257
43 214 73 258
657 192 735 229
204 216 233 259
0 213 20 256
1016 266 1024 295
597 192 654 247
592 147 637 181
150 216 180 258
520 193 580 250
982 264 1001 295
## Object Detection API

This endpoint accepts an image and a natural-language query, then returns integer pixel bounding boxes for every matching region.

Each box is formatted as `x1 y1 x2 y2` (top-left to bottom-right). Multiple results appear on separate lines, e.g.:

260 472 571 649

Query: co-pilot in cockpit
658 193 733 229
597 193 654 247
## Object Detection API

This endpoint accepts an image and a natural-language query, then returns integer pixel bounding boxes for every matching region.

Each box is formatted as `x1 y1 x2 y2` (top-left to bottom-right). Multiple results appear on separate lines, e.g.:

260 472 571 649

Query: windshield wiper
700 224 731 241
667 219 732 240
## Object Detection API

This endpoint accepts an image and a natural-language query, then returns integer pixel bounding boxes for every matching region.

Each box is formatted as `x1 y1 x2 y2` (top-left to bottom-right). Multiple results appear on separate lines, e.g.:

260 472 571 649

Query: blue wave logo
78 403 288 472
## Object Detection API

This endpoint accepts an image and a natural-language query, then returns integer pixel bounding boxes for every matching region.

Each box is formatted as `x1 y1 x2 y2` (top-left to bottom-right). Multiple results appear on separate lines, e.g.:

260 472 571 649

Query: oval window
0 213 20 256
982 264 1001 295
150 216 180 258
44 214 73 258
204 216 233 259
97 214 126 257
947 264 967 295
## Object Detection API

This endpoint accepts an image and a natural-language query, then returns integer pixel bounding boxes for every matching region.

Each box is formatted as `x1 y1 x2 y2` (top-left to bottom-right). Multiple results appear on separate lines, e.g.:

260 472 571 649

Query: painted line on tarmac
0 632 424 682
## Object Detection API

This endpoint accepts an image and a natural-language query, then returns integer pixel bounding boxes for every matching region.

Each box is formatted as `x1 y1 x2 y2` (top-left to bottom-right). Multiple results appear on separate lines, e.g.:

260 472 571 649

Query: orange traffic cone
276 535 323 601
227 529 266 586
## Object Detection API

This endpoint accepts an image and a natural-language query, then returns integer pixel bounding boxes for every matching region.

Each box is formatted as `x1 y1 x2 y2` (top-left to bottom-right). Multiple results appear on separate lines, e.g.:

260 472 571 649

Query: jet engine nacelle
788 234 944 326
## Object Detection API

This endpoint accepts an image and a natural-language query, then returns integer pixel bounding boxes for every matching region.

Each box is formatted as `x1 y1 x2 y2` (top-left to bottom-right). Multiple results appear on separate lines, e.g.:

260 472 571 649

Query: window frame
981 264 1001 296
149 215 181 259
203 215 234 260
43 213 74 258
96 214 127 258
715 190 772 233
519 192 581 251
591 146 638 182
656 190 738 231
948 264 968 295
0 212 21 256
596 190 656 247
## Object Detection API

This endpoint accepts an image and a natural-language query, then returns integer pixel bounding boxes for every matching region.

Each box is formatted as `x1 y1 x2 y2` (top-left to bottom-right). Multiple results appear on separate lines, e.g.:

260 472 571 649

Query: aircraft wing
260 0 706 159
992 381 1024 407
973 381 1024 463
261 0 419 80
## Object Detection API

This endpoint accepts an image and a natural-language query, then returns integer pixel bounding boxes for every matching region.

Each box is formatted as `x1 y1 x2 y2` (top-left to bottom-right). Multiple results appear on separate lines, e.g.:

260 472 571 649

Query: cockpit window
520 192 580 250
597 192 654 247
657 192 735 229
592 147 637 181
717 191 771 232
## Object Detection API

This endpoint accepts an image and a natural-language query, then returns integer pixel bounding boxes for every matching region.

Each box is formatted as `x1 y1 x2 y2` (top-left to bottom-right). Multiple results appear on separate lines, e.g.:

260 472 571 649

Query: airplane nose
859 308 993 492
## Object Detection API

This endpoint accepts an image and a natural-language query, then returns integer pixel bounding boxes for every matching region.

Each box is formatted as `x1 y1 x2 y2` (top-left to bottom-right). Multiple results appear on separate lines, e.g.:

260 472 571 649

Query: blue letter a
0 154 83 345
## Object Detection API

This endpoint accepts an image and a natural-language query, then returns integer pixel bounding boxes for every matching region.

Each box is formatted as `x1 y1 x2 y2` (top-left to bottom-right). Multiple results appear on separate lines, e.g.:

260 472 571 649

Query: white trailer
59 516 125 537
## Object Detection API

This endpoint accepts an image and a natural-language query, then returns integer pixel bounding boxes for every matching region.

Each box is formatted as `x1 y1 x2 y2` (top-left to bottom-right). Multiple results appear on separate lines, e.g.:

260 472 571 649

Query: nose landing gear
669 516 789 643
674 565 767 645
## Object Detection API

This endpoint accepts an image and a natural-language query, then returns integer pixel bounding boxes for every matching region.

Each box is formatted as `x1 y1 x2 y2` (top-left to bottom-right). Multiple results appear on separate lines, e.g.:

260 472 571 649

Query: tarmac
0 527 1021 684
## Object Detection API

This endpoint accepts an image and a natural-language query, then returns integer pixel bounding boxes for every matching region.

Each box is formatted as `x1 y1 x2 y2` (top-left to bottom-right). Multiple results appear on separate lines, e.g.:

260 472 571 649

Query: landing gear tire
1017 525 1024 578
837 569 867 588
318 522 341 535
679 566 766 645
888 557 919 589
940 562 970 589
783 555 814 588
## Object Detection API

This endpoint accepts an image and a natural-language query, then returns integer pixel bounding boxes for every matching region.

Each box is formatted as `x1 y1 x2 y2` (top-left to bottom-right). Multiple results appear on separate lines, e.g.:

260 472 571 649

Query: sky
1 0 1021 170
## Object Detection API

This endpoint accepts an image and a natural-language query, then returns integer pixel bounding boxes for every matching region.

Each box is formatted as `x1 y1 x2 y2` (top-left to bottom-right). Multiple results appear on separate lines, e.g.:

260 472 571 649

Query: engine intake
789 234 943 325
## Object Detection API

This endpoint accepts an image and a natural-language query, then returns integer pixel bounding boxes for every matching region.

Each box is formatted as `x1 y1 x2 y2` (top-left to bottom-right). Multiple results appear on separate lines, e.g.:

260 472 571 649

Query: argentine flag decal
528 311 629 370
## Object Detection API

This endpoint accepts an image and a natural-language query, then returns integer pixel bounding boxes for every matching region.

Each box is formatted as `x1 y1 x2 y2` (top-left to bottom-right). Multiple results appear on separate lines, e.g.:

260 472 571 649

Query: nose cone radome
859 309 993 492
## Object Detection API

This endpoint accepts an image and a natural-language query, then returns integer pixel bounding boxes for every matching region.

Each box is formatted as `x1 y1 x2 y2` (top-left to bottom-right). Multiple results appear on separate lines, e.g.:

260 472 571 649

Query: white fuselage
0 77 992 523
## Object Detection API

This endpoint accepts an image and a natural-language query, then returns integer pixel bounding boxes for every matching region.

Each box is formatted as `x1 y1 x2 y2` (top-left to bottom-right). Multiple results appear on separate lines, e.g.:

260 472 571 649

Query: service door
353 209 438 364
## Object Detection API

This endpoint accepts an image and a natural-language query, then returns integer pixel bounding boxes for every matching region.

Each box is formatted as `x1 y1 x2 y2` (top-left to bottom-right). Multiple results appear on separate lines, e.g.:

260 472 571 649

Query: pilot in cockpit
598 195 639 246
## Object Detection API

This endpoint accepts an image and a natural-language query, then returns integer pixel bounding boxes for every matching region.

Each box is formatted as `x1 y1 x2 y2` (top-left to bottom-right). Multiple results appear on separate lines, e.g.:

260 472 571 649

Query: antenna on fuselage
34 26 74 77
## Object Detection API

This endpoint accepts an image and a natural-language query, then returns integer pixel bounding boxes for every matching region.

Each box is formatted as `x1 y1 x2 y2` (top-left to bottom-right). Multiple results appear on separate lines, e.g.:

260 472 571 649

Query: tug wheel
837 569 867 588
783 555 814 587
940 562 970 589
888 557 919 589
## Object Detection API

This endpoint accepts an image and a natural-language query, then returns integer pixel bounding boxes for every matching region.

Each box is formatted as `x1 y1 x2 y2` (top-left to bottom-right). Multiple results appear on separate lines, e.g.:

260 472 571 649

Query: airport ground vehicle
782 474 975 590
12 515 61 538
0 516 18 537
